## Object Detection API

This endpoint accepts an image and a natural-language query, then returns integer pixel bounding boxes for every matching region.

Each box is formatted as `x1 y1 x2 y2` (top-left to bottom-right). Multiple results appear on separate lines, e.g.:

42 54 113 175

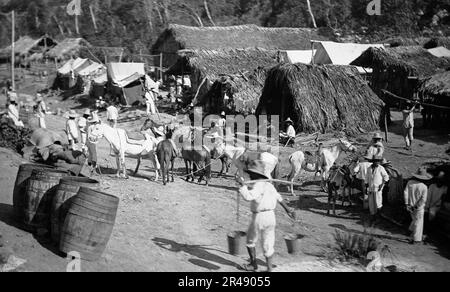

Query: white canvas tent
107 63 146 105
312 41 385 73
78 62 106 77
57 58 92 76
428 46 450 58
284 50 316 64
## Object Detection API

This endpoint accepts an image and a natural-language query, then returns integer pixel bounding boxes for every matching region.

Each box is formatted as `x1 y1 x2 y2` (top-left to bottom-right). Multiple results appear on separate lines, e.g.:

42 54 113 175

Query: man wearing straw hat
66 110 79 150
86 112 101 175
35 93 47 129
279 118 296 147
402 101 419 151
353 155 373 210
366 133 385 158
236 160 295 272
426 171 448 222
404 168 432 244
365 155 390 225
78 109 91 151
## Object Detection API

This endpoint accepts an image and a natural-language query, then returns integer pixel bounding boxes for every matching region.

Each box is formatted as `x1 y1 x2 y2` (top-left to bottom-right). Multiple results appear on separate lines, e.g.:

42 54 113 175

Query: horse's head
88 123 105 144
339 139 357 153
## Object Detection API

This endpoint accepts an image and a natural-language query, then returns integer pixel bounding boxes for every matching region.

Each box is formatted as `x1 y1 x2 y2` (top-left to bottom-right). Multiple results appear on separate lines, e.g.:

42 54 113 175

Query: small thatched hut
351 46 450 102
0 35 56 64
418 71 450 127
256 63 384 135
152 24 334 70
46 38 91 61
168 48 283 114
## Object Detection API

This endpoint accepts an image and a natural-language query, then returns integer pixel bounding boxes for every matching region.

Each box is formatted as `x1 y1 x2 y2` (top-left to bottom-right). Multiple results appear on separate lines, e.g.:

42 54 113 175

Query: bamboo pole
11 10 15 91
159 53 163 81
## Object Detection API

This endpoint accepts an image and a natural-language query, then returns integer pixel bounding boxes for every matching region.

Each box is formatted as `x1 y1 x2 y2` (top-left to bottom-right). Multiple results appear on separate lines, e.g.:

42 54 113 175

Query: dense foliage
0 0 448 54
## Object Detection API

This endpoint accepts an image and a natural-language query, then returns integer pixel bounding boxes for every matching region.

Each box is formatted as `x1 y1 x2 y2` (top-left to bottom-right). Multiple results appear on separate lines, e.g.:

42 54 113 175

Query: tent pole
11 10 15 91
160 53 163 81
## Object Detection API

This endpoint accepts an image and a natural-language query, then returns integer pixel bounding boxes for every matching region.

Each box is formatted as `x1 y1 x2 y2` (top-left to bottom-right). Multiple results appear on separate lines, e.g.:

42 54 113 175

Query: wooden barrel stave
60 187 119 261
13 164 54 221
51 177 99 244
23 169 69 231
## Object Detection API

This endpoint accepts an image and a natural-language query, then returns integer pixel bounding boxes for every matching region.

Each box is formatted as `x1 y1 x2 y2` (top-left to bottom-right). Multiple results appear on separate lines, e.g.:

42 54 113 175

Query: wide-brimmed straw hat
285 118 294 124
88 115 100 124
153 126 165 136
84 109 91 116
35 94 43 102
220 111 226 117
68 110 78 119
412 167 433 181
368 155 384 163
245 160 270 180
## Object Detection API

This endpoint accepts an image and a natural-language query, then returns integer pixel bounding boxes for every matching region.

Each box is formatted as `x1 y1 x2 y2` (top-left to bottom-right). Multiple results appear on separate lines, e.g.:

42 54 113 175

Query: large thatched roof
419 71 450 98
176 48 281 114
0 36 56 59
351 46 450 79
46 38 91 60
153 24 334 52
257 63 384 135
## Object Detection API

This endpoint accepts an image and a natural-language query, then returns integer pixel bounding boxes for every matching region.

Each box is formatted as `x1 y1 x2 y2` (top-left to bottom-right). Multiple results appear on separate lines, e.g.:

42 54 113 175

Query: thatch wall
46 38 91 61
419 71 450 103
0 36 56 60
351 46 450 101
169 48 283 114
256 63 384 135
153 24 334 69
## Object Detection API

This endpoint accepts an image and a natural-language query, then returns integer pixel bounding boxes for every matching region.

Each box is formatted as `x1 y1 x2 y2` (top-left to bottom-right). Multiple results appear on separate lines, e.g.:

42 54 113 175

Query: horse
156 129 176 186
211 141 280 184
288 139 357 194
88 122 160 179
180 128 212 185
327 164 353 216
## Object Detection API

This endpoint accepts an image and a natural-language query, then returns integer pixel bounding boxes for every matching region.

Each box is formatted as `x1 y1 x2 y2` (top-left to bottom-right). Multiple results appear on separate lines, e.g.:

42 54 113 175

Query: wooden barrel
60 187 119 261
51 177 99 244
13 164 54 221
23 169 69 231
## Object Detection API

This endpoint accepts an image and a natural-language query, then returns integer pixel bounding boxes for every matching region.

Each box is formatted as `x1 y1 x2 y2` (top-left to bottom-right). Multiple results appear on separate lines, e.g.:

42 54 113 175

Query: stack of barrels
13 163 120 261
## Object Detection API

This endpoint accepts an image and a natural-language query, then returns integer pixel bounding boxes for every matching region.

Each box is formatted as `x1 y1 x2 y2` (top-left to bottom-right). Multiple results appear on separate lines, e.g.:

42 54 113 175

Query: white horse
288 139 357 194
88 123 160 179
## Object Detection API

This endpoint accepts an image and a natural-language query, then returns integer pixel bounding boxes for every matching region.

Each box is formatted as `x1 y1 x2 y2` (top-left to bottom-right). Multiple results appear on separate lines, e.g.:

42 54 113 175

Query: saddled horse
288 139 357 194
156 129 177 186
88 122 160 179
180 128 212 185
327 164 353 216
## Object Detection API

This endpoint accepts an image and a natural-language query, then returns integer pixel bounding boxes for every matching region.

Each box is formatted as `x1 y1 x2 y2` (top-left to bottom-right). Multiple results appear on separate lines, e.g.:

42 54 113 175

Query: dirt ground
0 73 450 272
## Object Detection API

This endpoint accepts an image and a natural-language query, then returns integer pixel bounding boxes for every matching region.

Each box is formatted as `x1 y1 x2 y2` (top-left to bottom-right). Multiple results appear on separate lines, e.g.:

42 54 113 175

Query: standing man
365 155 390 225
426 171 448 222
144 75 157 116
235 160 296 272
78 109 90 151
66 110 79 150
87 112 101 175
218 111 227 137
366 133 385 158
7 95 24 127
402 101 418 151
404 168 432 244
36 94 47 129
106 102 119 128
353 155 372 210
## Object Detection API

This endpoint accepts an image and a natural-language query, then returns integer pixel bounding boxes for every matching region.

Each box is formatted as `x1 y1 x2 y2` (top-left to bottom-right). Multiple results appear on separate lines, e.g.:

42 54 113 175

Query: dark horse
327 164 353 216
181 129 211 186
156 129 177 186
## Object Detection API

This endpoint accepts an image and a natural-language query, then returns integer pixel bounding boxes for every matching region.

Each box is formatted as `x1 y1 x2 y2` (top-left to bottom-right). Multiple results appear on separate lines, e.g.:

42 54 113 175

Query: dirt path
1 93 449 271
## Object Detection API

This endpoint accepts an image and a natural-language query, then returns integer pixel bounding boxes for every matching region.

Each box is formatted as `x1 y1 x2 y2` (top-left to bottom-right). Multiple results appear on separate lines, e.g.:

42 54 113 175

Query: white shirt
286 125 296 138
365 165 389 192
402 110 415 128
404 180 428 209
106 106 119 121
37 101 47 118
78 117 87 133
354 162 372 181
8 104 20 123
239 182 283 213
426 184 448 212
217 118 226 128
66 119 79 140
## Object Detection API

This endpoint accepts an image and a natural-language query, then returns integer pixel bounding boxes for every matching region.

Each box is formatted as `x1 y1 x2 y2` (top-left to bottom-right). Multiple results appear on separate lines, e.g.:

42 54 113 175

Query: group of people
6 90 47 129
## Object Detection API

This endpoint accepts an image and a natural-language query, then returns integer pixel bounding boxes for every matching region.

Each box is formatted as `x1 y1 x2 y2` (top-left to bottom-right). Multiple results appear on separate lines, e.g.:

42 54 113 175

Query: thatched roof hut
169 48 282 114
419 71 450 101
0 35 56 60
153 24 334 69
256 63 384 135
46 38 91 61
351 46 450 101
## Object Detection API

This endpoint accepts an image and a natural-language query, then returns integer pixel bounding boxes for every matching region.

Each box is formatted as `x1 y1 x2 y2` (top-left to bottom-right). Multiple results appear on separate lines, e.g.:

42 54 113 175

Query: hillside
0 0 449 54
